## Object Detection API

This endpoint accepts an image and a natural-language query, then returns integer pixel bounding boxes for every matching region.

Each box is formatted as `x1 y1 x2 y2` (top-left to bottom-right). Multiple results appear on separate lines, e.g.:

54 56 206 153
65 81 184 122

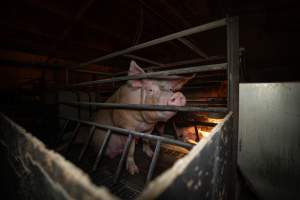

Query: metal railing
57 116 194 183
56 17 239 192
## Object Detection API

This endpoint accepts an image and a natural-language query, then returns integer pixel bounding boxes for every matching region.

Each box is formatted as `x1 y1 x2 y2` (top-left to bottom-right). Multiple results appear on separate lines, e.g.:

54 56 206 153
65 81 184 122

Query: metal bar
177 38 208 58
113 134 133 183
70 18 226 69
65 69 69 84
146 140 161 183
123 54 164 67
75 91 81 119
226 16 240 200
78 125 96 161
92 129 112 171
138 0 208 59
157 0 210 58
87 92 92 118
73 69 112 76
181 121 217 127
59 116 194 149
60 101 228 113
58 0 96 40
194 125 200 142
69 63 227 87
55 119 70 146
66 122 81 152
115 56 225 76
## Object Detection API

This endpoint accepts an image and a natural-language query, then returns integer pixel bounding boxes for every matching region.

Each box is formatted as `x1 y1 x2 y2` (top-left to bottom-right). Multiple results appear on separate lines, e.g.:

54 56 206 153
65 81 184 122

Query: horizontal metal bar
123 54 164 66
70 18 226 69
180 121 217 127
59 116 194 149
60 101 228 113
69 63 227 87
115 56 225 76
73 69 112 76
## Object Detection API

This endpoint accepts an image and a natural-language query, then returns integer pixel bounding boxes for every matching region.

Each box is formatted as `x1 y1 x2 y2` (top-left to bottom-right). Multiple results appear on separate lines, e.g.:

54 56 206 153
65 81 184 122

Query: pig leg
143 139 153 157
126 140 139 175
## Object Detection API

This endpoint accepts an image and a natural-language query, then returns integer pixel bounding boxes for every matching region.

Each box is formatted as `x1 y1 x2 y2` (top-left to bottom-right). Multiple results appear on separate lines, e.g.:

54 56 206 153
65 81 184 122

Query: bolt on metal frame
57 17 239 191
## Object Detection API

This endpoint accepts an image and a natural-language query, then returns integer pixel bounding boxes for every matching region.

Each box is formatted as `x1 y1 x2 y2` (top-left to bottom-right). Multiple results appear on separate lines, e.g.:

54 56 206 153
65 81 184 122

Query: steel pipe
78 125 96 161
146 140 161 183
55 119 70 146
66 122 81 152
73 69 112 76
114 134 133 183
60 101 228 113
69 63 227 87
70 18 226 69
59 116 194 149
115 56 225 76
93 129 112 171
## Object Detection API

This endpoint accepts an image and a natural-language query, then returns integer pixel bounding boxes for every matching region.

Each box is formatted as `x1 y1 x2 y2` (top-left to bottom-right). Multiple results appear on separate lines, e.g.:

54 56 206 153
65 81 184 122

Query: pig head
92 60 193 175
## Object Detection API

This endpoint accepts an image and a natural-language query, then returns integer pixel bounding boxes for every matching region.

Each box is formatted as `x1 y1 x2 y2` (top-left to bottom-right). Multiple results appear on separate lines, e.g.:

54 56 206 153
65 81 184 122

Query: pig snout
168 92 186 106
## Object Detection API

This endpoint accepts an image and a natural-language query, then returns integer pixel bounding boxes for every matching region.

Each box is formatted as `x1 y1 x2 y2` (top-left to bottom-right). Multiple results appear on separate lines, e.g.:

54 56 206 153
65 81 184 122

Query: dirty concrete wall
0 113 118 200
238 83 300 199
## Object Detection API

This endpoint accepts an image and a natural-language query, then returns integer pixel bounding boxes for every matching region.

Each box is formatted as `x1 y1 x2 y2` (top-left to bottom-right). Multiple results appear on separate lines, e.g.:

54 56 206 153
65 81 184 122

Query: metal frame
57 17 239 199
226 17 239 199
58 116 194 183
60 101 228 113
68 63 227 87
69 18 226 69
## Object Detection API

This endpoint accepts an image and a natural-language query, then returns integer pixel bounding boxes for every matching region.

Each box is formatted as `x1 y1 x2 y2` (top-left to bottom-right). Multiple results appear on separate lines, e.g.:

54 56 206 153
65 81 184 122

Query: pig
155 121 210 144
92 60 193 175
154 121 198 143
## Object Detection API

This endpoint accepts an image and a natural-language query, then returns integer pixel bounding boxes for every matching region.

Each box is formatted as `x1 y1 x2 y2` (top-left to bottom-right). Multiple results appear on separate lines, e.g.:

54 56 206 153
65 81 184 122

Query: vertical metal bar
78 125 95 161
75 91 81 119
113 134 133 184
66 122 81 152
56 119 70 146
88 92 92 118
92 129 112 171
226 16 239 200
65 69 69 84
194 125 200 142
146 140 161 183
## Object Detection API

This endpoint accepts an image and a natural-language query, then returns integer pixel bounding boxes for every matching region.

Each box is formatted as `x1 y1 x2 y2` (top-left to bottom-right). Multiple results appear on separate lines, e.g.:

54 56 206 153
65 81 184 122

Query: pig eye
169 88 173 92
148 89 153 92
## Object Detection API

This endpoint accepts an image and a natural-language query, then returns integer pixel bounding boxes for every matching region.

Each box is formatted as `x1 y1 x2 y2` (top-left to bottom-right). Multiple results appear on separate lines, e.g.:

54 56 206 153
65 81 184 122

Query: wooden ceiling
0 0 299 81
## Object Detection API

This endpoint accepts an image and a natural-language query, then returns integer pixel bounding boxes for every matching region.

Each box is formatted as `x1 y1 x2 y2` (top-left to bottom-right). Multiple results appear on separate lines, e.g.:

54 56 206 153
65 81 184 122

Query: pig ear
128 60 145 75
171 74 196 91
128 60 145 88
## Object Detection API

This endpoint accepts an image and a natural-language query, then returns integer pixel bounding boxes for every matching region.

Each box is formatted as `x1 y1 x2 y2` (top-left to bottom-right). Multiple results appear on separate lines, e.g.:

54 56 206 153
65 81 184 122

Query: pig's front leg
126 140 139 175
